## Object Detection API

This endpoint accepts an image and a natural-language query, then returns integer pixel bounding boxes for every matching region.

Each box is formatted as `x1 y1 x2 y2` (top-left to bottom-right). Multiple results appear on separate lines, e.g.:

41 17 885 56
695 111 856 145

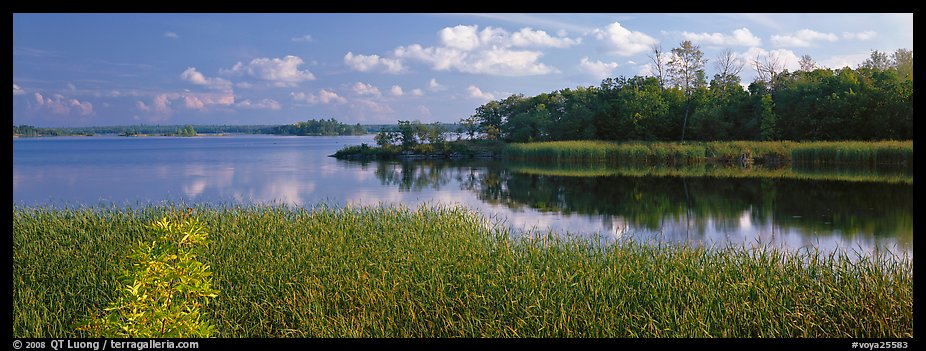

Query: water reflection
13 136 911 256
354 159 912 253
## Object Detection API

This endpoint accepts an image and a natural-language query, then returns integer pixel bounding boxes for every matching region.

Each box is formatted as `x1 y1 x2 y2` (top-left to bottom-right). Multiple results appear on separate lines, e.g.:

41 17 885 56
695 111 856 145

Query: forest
458 43 912 143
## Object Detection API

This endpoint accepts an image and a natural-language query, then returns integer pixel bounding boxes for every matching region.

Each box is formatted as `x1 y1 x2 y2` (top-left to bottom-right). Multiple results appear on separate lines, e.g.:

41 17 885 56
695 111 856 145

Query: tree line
262 118 367 136
460 43 912 143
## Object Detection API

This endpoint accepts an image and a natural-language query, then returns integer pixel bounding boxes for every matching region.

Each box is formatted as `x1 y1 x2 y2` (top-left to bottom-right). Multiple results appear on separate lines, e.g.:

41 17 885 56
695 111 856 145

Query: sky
12 13 914 127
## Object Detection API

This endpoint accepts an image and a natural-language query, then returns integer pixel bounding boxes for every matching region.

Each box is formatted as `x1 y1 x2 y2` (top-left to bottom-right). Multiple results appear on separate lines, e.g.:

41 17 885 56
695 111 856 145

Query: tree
753 51 788 89
647 43 669 90
891 48 913 80
713 49 744 92
668 40 707 141
458 116 479 140
798 54 816 72
860 50 891 70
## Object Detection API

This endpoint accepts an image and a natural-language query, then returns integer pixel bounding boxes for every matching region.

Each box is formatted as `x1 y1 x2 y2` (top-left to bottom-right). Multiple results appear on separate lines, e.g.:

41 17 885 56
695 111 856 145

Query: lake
13 135 912 257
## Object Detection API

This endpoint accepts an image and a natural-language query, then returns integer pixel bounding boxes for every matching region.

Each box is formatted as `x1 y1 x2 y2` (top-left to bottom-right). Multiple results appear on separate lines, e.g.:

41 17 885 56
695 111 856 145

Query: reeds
503 140 912 166
13 204 912 338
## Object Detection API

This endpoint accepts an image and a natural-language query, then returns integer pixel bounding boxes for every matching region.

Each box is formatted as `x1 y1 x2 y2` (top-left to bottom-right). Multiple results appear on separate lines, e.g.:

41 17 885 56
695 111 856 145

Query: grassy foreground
14 204 912 338
503 140 913 166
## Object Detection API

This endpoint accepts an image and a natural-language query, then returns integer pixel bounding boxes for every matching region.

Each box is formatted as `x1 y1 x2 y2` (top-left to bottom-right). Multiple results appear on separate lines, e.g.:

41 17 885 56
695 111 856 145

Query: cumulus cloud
32 92 93 115
593 22 657 56
410 88 424 96
180 67 232 90
511 27 581 48
742 47 801 72
235 98 281 110
136 100 150 112
372 24 575 76
428 78 447 91
394 44 557 76
13 83 25 95
291 34 313 42
291 89 347 104
351 82 382 96
771 29 839 47
681 27 761 47
467 85 495 101
842 31 877 40
184 95 206 110
579 57 620 79
222 55 316 87
164 32 179 39
390 85 404 96
153 94 173 115
344 52 405 74
438 25 580 50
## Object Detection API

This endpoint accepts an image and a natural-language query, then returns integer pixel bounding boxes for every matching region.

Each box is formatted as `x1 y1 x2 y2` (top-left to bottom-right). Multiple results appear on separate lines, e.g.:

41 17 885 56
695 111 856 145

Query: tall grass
503 140 912 166
509 162 913 184
14 204 912 338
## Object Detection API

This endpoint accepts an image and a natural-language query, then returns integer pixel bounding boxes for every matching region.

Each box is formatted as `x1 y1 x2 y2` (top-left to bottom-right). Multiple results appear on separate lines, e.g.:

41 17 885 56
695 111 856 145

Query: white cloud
390 85 404 96
153 94 172 115
222 55 316 87
235 98 281 110
579 57 619 79
428 78 447 91
291 34 313 42
184 95 206 110
180 67 232 90
410 88 424 96
32 92 93 115
343 52 405 74
351 82 382 96
136 100 150 112
771 29 839 47
819 52 871 69
742 47 801 72
593 22 657 56
390 24 571 76
438 25 580 50
511 27 581 48
439 25 482 51
396 44 558 76
291 89 347 104
164 32 179 39
681 27 761 47
467 85 495 101
13 83 25 95
67 82 77 91
842 31 877 41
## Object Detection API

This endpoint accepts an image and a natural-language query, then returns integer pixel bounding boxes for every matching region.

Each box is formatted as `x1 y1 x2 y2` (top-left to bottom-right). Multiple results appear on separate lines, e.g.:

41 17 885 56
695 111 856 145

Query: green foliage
75 217 218 338
267 118 365 136
462 46 912 143
13 204 913 337
173 125 197 137
503 140 911 166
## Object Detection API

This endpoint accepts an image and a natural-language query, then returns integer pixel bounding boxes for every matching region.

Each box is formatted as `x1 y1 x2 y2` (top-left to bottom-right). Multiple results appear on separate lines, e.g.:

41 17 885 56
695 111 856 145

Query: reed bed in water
503 140 912 166
13 204 912 338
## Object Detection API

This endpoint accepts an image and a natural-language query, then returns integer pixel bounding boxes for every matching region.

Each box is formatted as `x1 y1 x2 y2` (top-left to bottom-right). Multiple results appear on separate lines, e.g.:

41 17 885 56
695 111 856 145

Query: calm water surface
13 135 912 257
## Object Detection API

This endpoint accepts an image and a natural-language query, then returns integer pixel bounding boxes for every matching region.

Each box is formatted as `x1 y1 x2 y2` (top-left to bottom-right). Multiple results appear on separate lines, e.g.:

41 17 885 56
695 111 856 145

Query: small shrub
76 217 219 337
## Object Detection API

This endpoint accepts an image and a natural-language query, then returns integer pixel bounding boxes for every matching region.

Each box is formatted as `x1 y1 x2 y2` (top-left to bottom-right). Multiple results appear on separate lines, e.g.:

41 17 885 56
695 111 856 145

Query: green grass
14 204 912 338
503 140 912 166
509 162 913 184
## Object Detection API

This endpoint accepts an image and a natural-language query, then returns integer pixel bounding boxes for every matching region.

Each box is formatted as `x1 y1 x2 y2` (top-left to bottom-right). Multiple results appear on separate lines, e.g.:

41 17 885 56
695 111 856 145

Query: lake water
13 135 912 257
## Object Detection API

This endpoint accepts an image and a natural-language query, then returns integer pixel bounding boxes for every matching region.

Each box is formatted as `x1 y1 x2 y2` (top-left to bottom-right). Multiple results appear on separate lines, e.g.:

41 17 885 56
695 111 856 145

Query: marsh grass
504 140 912 166
509 162 913 184
13 204 912 338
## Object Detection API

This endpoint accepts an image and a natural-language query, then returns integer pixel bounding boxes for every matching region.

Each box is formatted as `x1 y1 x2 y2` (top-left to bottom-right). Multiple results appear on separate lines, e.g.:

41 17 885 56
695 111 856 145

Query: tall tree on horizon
668 40 707 142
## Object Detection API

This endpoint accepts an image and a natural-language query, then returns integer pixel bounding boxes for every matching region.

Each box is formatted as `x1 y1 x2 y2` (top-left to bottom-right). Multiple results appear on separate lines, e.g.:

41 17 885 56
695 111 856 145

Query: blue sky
12 13 913 127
